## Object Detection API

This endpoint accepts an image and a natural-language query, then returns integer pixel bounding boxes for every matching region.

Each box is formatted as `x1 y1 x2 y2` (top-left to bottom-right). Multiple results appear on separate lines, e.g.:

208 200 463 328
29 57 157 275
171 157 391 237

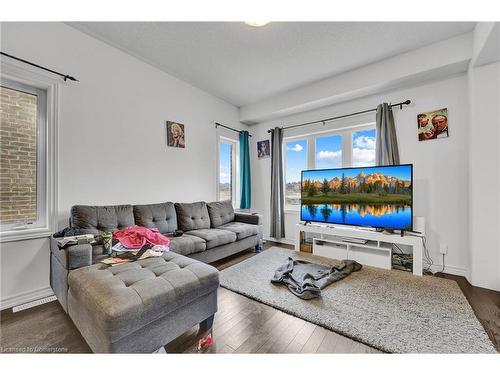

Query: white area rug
219 247 496 353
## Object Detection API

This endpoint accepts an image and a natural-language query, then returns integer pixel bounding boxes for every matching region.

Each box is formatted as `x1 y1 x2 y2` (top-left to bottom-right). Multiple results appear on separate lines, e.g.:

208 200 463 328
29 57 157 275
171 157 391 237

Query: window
315 134 342 169
283 125 376 209
284 139 308 206
352 128 376 167
0 79 47 233
218 137 237 204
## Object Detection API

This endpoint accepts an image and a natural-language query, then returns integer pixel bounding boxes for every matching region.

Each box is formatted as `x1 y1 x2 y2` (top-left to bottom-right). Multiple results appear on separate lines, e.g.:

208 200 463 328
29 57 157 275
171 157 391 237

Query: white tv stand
295 223 423 276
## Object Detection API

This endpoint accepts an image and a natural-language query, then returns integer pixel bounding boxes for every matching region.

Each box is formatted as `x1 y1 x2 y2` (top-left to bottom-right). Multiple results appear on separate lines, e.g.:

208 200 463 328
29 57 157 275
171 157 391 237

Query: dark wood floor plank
300 325 328 353
234 309 284 353
255 313 298 353
265 315 307 353
284 321 316 353
223 303 277 350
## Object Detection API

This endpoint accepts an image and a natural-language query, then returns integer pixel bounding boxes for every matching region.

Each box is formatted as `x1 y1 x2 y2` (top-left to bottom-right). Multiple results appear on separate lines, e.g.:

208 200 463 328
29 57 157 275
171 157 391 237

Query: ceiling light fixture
244 21 270 27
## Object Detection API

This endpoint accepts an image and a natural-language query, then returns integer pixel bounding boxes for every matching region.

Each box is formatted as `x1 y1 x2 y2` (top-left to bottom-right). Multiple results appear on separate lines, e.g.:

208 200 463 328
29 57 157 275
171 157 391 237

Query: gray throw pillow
174 202 211 231
133 202 177 234
206 200 235 228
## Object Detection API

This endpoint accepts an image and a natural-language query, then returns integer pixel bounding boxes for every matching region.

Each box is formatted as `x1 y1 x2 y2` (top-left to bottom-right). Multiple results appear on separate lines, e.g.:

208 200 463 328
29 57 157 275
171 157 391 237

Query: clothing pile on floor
271 257 362 300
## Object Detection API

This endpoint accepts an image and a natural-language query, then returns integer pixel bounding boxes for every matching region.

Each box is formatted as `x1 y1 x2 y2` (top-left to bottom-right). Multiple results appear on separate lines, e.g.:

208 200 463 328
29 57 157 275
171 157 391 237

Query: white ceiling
69 22 475 107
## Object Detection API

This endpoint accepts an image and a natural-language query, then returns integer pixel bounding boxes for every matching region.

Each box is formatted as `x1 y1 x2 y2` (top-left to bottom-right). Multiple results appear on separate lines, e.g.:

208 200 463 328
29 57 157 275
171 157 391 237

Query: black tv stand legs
304 221 311 225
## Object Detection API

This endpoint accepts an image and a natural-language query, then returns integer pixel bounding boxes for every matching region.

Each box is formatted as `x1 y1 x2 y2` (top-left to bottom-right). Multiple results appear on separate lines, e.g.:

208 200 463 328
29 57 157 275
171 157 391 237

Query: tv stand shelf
295 223 423 276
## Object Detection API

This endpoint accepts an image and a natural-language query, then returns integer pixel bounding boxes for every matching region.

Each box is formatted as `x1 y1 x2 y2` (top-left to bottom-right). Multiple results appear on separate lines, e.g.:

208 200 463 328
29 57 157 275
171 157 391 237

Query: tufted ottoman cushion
67 252 219 347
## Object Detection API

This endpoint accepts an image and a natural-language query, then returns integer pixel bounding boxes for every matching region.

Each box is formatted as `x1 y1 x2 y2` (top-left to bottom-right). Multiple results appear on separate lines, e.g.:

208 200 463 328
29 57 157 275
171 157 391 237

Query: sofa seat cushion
168 234 206 256
217 222 261 241
175 202 211 231
68 252 219 343
185 228 236 250
206 200 235 228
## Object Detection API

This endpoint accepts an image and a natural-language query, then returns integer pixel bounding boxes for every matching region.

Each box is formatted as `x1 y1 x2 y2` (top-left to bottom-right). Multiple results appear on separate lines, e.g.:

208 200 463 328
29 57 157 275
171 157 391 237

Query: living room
1 1 499 372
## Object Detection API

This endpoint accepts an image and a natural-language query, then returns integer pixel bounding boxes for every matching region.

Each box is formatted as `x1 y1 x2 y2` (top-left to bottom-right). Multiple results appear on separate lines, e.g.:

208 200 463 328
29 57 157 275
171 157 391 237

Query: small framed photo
417 108 449 141
257 139 270 159
166 121 186 148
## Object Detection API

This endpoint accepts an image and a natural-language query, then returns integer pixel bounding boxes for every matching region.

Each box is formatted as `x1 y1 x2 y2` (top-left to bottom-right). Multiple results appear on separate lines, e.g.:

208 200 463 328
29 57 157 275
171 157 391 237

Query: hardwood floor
434 272 500 351
1 242 498 353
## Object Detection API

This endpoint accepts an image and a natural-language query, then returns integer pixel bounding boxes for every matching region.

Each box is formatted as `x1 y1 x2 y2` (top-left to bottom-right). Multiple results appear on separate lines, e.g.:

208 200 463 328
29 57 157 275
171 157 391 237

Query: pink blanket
113 226 170 249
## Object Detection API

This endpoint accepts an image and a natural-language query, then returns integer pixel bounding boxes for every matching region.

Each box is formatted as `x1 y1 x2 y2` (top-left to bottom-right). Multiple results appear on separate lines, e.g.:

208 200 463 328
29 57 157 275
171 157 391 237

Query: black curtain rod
0 52 79 82
215 122 252 137
267 100 411 133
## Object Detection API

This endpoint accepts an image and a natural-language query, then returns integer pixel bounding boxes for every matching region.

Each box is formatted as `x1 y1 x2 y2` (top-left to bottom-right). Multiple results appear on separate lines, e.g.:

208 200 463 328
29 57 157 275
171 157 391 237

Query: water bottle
102 232 113 255
256 238 264 253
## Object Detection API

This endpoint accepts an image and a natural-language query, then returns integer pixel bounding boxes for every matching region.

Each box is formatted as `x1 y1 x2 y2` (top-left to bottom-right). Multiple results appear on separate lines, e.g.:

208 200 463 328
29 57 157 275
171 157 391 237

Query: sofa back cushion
174 202 211 231
71 205 135 234
207 200 235 228
133 202 177 234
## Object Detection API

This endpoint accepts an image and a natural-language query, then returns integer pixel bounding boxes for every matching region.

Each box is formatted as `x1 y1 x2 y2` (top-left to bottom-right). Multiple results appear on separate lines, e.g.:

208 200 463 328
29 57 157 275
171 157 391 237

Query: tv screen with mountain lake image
301 164 413 230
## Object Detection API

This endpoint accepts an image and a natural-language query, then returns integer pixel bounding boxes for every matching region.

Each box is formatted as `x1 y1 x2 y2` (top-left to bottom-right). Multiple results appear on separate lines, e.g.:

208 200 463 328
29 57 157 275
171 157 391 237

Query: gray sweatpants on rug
271 257 362 300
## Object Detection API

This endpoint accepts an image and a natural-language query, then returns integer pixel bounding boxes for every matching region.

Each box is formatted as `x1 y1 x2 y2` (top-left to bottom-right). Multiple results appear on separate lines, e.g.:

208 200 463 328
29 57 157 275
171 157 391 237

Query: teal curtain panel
239 130 251 209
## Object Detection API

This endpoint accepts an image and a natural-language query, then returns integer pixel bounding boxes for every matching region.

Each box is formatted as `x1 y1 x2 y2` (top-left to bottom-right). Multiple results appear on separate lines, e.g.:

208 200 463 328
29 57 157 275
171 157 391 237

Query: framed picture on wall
166 121 186 148
257 139 270 159
417 108 449 141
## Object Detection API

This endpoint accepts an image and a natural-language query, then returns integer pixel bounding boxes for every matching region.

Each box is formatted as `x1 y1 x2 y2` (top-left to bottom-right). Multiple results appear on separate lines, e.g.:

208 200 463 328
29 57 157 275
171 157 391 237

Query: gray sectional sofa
49 200 262 353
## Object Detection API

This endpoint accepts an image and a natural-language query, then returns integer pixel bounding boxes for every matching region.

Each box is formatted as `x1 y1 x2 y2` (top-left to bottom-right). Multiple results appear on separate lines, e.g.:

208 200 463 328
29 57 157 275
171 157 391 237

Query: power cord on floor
405 232 434 273
421 236 434 273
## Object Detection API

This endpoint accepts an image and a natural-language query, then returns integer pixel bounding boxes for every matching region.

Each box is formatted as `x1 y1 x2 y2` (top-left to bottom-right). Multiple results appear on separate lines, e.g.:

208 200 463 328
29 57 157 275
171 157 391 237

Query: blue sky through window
352 128 376 167
316 134 342 169
285 139 307 183
219 142 232 184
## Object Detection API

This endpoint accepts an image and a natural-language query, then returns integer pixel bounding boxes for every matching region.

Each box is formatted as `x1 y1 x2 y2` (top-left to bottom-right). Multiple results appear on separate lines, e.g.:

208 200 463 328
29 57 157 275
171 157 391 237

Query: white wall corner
471 22 500 67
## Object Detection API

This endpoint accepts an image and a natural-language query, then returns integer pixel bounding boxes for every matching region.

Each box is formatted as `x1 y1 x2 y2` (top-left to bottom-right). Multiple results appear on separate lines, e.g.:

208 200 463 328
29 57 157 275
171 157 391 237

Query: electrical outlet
439 243 448 255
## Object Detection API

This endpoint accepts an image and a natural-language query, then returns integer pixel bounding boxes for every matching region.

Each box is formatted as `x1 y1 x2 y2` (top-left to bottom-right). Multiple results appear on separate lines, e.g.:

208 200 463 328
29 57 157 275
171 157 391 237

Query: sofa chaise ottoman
50 200 261 353
67 252 218 353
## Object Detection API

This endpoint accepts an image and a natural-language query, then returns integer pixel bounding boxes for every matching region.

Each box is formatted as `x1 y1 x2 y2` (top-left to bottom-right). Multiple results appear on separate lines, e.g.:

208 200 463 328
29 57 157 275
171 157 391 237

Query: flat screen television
300 164 413 231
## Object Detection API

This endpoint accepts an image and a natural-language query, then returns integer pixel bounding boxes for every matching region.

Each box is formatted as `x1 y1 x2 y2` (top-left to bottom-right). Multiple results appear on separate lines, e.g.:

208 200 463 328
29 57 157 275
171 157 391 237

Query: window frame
216 135 239 207
1 79 47 233
0 60 59 242
283 122 376 211
283 138 309 208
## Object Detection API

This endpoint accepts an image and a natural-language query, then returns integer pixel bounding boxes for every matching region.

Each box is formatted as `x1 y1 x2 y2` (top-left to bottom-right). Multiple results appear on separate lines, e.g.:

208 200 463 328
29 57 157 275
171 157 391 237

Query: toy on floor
197 333 213 352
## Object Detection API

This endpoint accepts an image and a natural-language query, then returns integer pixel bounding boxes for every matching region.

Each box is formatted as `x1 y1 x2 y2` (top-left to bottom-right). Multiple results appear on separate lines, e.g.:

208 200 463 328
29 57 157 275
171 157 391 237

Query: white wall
0 22 242 307
468 62 500 291
251 74 471 277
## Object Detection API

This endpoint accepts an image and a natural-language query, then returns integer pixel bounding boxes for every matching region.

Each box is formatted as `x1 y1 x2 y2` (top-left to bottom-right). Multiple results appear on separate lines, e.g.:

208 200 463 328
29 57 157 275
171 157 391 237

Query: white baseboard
0 286 54 310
